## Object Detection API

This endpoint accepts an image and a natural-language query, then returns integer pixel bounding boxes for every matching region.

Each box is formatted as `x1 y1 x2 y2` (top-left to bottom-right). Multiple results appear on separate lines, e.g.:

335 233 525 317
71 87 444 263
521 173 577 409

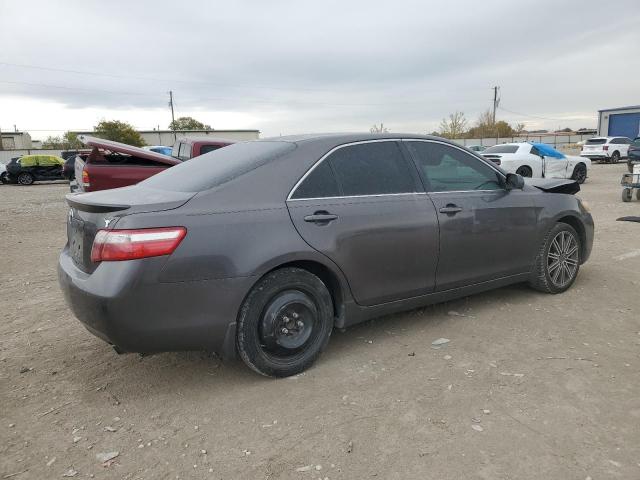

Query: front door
403 140 539 291
287 140 439 306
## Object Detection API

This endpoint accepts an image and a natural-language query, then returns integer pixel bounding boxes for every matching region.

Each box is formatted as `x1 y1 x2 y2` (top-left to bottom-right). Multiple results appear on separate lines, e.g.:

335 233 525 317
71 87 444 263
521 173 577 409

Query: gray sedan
58 133 594 377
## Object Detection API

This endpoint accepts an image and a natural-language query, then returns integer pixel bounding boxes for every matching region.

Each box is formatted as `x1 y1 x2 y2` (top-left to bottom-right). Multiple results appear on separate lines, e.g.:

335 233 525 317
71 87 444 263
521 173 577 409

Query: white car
580 136 631 163
481 142 589 184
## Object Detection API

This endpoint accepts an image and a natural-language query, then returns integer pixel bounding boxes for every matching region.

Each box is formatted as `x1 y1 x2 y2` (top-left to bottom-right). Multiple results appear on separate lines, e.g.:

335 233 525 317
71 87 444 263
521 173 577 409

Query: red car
74 136 234 192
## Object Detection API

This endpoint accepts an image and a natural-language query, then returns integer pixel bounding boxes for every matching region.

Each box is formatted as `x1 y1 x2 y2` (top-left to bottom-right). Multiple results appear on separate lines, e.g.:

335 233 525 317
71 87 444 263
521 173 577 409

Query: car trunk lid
65 185 195 273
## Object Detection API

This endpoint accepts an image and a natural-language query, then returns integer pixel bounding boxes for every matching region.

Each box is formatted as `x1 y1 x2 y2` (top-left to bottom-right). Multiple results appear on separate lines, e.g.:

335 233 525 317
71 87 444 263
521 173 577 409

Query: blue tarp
531 142 565 159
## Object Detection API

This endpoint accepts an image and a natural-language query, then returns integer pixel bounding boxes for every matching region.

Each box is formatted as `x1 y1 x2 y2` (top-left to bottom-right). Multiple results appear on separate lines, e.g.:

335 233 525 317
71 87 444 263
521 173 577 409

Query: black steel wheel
529 222 581 294
611 151 620 164
237 267 333 377
17 172 34 185
571 163 587 184
516 166 532 177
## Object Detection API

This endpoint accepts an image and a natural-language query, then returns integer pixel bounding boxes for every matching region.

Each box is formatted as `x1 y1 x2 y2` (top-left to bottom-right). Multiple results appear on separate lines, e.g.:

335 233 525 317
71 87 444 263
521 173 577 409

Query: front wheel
236 268 333 377
571 163 587 184
529 223 581 294
516 165 532 177
17 172 34 185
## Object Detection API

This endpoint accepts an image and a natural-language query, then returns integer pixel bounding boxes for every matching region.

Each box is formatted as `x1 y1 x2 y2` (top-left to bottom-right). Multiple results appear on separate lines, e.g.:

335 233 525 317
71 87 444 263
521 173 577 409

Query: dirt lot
1 164 639 480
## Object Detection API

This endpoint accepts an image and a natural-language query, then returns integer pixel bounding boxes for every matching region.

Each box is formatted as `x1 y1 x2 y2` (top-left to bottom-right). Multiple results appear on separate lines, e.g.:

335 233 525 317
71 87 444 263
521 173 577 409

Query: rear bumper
580 153 608 160
57 248 256 358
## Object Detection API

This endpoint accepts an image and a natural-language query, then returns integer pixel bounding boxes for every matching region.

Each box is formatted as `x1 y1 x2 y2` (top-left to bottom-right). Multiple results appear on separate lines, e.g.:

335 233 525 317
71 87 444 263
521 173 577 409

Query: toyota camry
58 134 594 377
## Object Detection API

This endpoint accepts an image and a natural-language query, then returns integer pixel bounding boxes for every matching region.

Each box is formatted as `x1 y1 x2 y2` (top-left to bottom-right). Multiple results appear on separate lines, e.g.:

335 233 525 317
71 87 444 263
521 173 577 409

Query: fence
451 133 595 149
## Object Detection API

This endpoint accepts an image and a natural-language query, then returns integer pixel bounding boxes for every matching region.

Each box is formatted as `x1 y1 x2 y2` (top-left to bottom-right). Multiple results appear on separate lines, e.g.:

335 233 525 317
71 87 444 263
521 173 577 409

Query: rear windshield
586 138 607 145
141 141 295 192
483 145 519 154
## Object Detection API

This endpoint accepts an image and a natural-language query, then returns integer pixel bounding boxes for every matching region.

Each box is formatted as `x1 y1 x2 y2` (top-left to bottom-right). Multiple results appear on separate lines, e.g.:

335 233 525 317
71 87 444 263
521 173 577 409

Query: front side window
406 141 503 192
199 144 221 155
530 146 541 156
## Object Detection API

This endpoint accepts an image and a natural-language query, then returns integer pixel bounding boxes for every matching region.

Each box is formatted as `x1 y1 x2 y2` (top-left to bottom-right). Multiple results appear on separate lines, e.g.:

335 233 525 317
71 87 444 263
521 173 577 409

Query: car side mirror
505 173 525 191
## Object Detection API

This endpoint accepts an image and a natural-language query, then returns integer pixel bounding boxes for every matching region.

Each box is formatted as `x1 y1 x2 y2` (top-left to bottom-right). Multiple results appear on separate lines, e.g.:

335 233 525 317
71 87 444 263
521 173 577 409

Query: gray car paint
58 133 594 358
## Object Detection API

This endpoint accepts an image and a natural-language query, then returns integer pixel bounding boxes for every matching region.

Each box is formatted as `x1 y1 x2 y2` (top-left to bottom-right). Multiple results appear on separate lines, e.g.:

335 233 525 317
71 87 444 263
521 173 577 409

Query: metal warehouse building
597 105 640 138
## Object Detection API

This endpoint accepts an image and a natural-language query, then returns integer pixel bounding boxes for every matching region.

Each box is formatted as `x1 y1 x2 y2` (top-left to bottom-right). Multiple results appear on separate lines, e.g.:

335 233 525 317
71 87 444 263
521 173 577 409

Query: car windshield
483 145 519 154
141 141 295 193
586 139 607 145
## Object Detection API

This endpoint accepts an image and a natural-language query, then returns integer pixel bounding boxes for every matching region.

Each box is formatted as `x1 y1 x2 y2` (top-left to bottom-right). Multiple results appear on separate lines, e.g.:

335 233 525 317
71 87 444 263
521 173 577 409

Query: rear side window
142 141 295 192
328 141 416 196
291 161 340 199
199 144 222 155
586 139 607 145
483 145 519 154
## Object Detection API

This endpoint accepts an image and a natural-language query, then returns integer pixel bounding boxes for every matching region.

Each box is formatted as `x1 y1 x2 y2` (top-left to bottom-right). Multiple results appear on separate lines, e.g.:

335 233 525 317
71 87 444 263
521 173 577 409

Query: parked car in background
466 145 486 152
171 137 234 161
62 151 91 181
580 136 631 163
143 145 173 156
74 136 180 192
58 133 594 377
482 142 589 183
6 154 66 185
627 137 640 173
0 160 9 184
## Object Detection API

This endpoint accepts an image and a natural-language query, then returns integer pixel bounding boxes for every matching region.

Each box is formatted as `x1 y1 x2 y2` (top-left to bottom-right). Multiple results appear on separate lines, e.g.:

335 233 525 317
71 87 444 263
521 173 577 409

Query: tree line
433 110 526 140
41 116 212 149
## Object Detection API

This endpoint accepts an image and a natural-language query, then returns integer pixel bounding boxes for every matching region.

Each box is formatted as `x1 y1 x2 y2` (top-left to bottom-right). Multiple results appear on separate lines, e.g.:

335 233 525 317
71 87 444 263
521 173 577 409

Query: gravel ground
1 164 639 480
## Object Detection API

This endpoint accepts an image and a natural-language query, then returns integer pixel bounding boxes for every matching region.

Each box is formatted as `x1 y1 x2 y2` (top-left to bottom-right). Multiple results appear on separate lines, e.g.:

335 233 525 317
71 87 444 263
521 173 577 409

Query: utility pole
492 86 500 124
168 91 176 141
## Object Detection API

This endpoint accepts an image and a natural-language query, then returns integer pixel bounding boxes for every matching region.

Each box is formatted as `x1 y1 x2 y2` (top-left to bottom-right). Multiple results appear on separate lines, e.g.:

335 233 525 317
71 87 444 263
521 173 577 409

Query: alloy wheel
547 231 579 288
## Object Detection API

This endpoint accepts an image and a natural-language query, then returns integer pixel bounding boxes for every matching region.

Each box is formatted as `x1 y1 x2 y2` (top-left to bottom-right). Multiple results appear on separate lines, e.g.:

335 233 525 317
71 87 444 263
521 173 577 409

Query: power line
497 106 567 122
0 80 158 97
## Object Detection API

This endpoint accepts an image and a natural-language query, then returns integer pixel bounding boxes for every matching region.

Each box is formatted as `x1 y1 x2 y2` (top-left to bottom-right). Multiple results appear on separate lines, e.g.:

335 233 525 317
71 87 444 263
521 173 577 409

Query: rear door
404 140 539 291
287 140 439 306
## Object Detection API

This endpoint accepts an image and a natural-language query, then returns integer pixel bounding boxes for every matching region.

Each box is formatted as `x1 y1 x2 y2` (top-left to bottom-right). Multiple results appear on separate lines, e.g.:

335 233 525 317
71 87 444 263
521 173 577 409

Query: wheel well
266 260 344 320
557 215 586 259
517 165 532 173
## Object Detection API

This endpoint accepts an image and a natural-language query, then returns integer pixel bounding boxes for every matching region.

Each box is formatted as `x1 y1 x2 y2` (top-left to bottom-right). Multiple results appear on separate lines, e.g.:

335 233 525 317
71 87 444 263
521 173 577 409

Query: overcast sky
1 0 639 140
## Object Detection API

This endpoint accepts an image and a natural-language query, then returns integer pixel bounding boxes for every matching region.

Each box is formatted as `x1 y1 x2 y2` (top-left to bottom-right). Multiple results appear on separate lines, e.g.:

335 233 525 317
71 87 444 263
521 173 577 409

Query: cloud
1 0 639 136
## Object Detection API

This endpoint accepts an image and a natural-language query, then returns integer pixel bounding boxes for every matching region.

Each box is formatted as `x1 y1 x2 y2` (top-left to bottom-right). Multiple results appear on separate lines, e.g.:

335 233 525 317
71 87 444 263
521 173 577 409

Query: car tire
516 166 532 177
236 267 333 377
636 189 640 201
628 162 635 173
17 172 34 185
0 172 7 184
622 188 632 202
571 163 587 184
611 151 620 164
529 222 581 294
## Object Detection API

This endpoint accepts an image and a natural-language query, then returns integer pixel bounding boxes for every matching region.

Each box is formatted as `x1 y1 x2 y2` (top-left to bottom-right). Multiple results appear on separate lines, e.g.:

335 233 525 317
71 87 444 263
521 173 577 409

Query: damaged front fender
525 178 580 195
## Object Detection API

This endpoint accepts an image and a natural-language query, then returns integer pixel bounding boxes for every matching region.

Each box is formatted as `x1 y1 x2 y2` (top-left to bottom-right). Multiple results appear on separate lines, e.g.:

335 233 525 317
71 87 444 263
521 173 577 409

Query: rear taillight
82 169 90 188
603 145 609 151
91 227 187 262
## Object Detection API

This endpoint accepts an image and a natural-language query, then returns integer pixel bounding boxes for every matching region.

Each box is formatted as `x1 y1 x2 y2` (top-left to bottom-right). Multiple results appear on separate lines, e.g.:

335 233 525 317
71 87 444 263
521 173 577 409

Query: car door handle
304 212 338 223
439 205 463 215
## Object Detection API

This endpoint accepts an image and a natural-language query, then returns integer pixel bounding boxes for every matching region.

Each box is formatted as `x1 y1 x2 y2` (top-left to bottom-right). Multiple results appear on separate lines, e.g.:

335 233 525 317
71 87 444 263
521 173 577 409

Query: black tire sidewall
237 268 333 377
18 173 34 185
572 164 586 184
611 152 620 163
541 223 581 293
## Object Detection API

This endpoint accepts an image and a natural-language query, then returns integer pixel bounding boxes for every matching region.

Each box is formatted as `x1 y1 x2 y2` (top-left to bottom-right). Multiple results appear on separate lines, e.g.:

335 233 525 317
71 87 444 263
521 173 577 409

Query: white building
597 105 640 139
1 131 32 149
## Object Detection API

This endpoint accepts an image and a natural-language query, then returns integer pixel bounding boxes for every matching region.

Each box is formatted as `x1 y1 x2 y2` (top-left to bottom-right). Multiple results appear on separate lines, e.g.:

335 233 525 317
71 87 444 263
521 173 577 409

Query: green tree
62 131 83 149
42 135 64 149
438 111 467 139
169 116 212 131
94 120 145 147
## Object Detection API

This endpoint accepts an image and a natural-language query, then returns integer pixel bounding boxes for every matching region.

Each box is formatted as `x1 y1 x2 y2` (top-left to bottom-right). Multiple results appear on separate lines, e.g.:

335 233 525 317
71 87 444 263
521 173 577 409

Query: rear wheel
611 151 620 164
571 163 587 184
622 188 632 202
236 268 333 377
516 165 532 177
17 172 34 185
529 223 581 294
0 172 7 184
